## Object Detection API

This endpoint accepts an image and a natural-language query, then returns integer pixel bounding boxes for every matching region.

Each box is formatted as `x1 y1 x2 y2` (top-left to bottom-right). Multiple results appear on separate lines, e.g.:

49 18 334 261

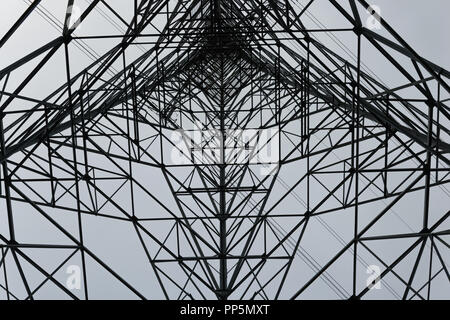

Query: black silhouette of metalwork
0 0 449 300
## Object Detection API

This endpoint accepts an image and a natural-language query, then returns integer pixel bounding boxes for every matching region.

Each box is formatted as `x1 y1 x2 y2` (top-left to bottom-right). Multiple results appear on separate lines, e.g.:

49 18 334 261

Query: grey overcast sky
0 0 448 300
370 0 450 69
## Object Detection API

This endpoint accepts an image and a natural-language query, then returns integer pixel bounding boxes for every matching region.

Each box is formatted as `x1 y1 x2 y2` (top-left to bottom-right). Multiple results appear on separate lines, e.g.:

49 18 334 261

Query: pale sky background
0 0 448 300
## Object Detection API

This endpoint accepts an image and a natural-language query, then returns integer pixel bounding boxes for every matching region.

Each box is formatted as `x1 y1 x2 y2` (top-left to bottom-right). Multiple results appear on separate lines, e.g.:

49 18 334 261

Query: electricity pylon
0 0 449 300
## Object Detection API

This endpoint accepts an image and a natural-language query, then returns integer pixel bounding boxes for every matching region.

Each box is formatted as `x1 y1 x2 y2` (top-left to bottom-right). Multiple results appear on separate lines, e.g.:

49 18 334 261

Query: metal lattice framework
0 0 449 300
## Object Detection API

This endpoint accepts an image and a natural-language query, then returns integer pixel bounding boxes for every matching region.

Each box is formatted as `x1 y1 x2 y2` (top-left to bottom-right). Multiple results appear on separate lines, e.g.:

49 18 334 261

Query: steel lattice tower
0 0 449 300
